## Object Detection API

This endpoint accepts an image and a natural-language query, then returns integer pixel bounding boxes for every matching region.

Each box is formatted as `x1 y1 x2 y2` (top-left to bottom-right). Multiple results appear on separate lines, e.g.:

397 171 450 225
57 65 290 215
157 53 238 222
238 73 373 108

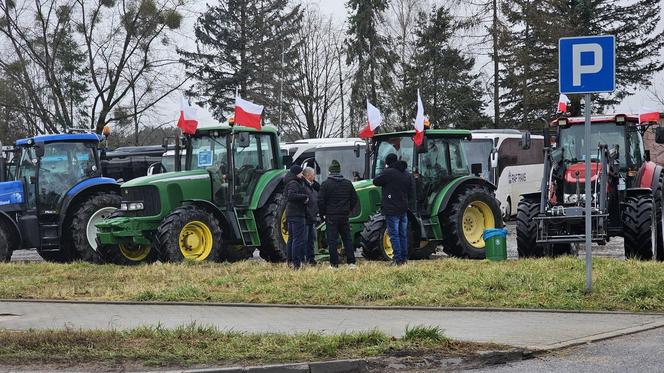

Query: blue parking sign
559 35 615 94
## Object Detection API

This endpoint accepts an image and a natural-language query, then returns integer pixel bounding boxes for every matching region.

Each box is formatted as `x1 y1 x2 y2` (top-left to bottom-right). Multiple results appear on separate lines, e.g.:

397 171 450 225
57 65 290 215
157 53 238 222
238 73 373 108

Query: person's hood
327 172 345 181
283 172 301 184
394 160 408 172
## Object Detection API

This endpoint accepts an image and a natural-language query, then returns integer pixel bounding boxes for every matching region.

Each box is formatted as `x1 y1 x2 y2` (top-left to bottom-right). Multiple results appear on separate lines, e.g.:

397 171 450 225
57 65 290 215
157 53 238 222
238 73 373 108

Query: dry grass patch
2 257 664 311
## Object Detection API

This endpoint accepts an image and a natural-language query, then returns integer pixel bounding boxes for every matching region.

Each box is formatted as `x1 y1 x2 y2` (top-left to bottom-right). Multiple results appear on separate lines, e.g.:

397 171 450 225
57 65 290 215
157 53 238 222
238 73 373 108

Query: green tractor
331 129 504 260
96 124 289 264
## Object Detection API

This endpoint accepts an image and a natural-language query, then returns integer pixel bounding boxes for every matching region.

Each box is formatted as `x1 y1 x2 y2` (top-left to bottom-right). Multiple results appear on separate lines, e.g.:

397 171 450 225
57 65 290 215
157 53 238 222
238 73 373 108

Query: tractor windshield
38 142 98 213
374 136 414 176
233 133 277 206
418 137 469 180
559 122 644 170
189 134 228 171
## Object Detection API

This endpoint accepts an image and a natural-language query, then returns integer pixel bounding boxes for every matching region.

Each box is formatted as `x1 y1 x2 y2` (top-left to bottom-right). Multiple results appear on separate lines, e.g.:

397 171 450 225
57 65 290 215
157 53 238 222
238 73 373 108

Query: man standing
284 164 308 269
373 154 414 265
318 160 359 268
302 166 319 265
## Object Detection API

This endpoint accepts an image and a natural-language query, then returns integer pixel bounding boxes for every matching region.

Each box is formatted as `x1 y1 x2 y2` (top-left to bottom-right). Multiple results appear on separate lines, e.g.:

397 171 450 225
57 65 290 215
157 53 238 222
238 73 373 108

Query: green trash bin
484 228 508 261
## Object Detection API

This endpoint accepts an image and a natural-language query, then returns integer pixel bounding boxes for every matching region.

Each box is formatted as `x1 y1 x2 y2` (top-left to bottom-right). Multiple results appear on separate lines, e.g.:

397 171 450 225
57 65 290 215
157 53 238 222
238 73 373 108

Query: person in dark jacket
318 160 359 268
284 164 308 269
302 166 319 265
373 153 415 265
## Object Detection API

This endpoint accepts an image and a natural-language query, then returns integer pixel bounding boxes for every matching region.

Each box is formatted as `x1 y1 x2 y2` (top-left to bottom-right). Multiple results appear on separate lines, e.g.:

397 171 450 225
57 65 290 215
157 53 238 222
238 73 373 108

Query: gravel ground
10 222 627 263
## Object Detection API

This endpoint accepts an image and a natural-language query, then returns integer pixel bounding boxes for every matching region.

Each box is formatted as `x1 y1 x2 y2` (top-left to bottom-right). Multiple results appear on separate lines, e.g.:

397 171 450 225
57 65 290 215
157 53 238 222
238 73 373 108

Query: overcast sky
179 0 664 126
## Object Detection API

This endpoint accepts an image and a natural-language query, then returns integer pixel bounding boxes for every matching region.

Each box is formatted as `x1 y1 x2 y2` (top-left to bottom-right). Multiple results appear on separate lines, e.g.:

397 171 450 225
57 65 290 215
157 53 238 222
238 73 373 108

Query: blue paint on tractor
0 181 24 206
66 177 118 196
16 133 102 146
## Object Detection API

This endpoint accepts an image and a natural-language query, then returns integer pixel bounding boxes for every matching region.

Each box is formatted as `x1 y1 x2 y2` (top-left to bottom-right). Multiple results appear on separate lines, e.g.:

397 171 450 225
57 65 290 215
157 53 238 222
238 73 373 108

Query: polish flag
557 94 571 113
639 107 660 124
234 95 263 130
359 100 383 138
413 90 425 146
177 97 198 135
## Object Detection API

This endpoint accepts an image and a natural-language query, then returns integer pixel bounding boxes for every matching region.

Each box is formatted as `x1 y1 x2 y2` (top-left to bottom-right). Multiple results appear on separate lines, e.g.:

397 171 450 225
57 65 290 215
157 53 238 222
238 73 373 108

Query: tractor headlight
120 202 144 211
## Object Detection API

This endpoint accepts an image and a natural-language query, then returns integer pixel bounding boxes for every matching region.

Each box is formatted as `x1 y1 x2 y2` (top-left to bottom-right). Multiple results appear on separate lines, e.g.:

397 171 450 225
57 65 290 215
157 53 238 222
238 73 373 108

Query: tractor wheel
156 205 222 262
0 224 10 262
256 192 288 262
69 192 121 263
654 171 664 261
441 185 503 259
623 195 654 260
516 200 545 258
96 210 158 265
220 246 255 262
360 213 432 261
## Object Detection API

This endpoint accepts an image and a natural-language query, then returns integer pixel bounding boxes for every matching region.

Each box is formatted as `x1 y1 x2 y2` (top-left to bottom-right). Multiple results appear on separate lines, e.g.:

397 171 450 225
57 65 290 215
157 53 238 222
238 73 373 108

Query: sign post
559 35 615 293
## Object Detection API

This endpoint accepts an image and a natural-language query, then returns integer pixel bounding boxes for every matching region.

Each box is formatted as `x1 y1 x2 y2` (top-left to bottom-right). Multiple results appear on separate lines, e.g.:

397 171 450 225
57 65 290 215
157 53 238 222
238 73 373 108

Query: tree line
1 0 663 145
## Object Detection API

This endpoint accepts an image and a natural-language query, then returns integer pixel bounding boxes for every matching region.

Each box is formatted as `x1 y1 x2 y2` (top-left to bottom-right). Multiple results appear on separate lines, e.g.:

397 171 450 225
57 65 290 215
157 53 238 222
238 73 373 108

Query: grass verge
0 324 486 368
2 257 664 311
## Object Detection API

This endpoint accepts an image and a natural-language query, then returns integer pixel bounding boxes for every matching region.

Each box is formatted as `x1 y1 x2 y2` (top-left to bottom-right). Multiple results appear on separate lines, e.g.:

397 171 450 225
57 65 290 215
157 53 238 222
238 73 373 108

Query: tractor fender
58 178 120 235
520 192 541 202
251 169 287 210
635 161 662 190
624 187 652 199
0 210 22 250
182 199 238 241
431 176 497 215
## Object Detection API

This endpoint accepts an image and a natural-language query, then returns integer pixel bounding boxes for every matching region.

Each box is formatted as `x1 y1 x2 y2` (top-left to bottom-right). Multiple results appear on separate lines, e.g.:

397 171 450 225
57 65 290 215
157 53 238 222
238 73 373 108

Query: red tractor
517 114 664 260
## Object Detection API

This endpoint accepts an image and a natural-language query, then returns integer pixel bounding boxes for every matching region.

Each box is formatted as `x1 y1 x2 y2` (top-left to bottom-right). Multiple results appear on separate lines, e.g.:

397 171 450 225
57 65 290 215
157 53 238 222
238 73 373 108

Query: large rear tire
156 205 222 262
516 199 545 258
653 171 664 261
440 185 503 259
70 192 121 263
360 213 434 260
623 195 654 260
0 225 10 262
256 192 288 262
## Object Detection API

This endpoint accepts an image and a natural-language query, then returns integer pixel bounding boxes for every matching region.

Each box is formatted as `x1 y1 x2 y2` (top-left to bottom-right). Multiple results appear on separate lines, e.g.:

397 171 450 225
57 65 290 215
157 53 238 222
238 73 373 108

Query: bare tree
282 8 346 140
0 0 187 135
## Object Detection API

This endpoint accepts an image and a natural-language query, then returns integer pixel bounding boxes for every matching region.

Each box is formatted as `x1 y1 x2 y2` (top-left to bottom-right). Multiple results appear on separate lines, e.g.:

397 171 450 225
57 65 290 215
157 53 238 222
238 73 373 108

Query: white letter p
572 43 603 86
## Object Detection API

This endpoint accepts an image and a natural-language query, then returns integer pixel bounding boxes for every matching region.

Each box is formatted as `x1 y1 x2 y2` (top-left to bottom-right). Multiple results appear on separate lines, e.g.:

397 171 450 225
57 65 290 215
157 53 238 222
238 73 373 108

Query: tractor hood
564 162 601 184
121 169 210 187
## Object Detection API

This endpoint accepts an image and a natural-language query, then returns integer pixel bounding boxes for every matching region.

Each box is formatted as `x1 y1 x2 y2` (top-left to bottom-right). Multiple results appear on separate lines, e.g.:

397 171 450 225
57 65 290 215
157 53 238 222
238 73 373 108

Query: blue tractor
0 134 121 262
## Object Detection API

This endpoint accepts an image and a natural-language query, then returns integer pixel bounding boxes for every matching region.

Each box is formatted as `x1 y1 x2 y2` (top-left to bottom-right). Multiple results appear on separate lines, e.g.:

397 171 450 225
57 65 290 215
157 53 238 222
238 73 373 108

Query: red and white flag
413 90 425 146
359 100 383 139
177 97 198 135
234 95 263 130
557 94 571 113
639 107 660 124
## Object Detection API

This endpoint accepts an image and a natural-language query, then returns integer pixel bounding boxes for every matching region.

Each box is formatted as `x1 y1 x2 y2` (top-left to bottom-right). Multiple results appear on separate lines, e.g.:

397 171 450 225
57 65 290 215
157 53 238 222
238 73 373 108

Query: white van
467 130 544 219
285 138 366 182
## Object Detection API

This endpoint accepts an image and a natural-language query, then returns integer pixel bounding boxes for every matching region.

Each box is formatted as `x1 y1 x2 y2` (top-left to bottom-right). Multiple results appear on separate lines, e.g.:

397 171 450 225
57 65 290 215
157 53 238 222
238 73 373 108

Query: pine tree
501 0 664 126
346 0 397 132
405 7 491 129
179 0 302 122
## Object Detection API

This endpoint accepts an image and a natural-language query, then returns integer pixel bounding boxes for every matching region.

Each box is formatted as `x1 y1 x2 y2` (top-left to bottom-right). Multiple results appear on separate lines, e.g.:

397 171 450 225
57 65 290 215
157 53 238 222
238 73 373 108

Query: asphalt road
474 327 664 372
10 222 627 263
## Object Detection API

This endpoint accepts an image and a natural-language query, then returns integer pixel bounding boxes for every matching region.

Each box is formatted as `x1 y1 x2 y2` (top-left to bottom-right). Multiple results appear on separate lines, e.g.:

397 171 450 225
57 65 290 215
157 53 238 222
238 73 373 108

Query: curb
2 298 663 316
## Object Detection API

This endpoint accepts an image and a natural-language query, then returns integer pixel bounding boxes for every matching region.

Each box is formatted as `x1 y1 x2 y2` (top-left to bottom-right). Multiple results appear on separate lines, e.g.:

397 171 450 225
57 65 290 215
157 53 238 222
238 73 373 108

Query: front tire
256 192 288 262
70 192 121 263
360 213 434 260
441 185 503 259
623 195 654 260
156 205 222 262
0 225 10 262
516 199 545 258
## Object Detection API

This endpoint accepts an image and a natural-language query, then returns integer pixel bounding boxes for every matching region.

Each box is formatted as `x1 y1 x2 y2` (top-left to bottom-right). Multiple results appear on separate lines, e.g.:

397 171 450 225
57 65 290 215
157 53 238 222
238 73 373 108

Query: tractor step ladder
421 217 437 239
234 208 260 247
39 223 60 249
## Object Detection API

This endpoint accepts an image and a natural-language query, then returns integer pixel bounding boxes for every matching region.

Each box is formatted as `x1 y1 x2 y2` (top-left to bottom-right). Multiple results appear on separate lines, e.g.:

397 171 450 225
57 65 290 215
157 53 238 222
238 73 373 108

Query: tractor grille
121 186 161 216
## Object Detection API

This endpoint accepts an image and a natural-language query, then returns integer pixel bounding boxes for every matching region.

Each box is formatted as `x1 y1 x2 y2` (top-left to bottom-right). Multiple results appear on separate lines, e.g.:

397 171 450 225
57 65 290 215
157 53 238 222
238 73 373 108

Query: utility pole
337 42 345 137
493 0 500 128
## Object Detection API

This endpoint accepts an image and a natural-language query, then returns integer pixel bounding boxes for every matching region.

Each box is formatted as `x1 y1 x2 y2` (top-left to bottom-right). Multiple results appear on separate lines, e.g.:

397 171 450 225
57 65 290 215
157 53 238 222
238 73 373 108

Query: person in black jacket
373 153 415 265
302 166 319 265
318 160 359 268
284 164 308 269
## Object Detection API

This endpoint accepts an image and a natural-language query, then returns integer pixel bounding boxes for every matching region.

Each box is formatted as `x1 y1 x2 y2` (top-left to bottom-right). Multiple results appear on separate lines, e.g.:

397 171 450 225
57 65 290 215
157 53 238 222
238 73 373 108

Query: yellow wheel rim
178 221 213 261
119 244 151 262
462 201 495 249
281 210 288 243
382 231 395 259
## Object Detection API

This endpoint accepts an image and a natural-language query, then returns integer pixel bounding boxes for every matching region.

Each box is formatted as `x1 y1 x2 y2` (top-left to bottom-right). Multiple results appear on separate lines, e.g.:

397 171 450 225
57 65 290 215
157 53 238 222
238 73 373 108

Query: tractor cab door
232 132 277 206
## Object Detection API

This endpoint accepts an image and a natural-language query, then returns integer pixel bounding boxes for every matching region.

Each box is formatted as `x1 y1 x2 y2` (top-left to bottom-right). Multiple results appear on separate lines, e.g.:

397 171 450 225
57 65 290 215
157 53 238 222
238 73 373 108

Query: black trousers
325 215 356 265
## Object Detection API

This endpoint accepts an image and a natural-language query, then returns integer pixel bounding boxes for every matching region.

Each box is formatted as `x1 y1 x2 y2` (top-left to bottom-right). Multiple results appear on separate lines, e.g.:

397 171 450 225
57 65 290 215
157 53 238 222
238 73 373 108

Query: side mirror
34 142 45 158
282 155 293 168
520 132 532 150
471 163 483 176
237 132 251 148
490 151 498 169
162 137 169 149
655 127 664 144
354 143 361 158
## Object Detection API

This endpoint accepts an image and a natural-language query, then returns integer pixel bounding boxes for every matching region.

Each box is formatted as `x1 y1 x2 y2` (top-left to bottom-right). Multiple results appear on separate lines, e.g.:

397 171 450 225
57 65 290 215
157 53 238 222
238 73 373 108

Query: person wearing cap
284 164 308 269
373 153 415 265
318 160 359 268
302 166 319 265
